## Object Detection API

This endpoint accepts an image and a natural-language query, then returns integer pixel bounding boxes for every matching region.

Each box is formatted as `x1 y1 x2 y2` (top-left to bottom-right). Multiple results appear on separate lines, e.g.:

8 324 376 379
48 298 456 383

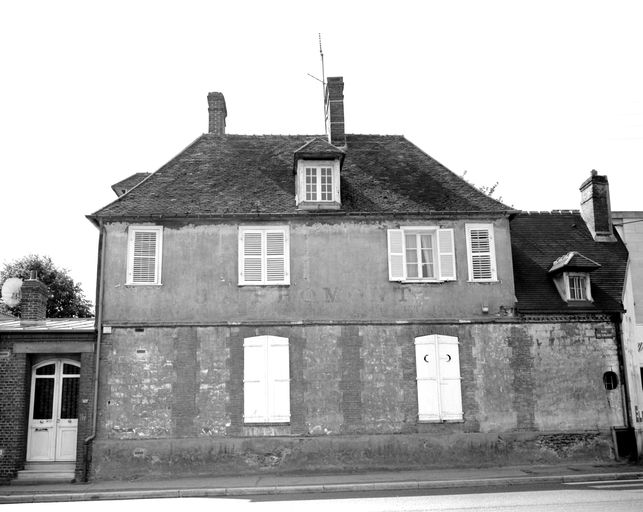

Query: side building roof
510 211 628 313
90 134 510 221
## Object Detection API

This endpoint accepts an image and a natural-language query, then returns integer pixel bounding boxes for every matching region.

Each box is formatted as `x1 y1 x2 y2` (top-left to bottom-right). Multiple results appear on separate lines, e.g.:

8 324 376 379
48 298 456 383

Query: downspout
83 220 106 482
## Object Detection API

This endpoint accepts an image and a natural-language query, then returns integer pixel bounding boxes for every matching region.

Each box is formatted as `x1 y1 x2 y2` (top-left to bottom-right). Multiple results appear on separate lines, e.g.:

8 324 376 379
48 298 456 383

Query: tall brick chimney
580 170 616 242
20 271 48 326
325 77 345 147
207 92 227 135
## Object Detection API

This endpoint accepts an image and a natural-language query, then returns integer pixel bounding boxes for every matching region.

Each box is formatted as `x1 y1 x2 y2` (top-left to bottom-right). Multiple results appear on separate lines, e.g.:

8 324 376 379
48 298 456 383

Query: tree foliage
0 255 93 318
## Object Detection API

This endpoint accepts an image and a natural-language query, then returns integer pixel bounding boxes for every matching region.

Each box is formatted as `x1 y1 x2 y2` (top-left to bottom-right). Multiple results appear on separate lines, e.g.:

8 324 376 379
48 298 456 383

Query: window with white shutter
414 334 463 421
466 224 497 281
387 227 456 282
239 226 290 285
126 226 163 285
243 335 290 423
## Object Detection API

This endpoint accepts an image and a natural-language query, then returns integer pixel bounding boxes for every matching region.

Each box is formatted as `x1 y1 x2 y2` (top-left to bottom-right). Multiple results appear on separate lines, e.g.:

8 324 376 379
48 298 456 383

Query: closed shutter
266 230 288 284
127 227 162 284
437 229 456 281
240 231 263 284
436 335 463 420
239 228 290 285
243 336 268 422
243 336 290 423
415 334 462 421
467 224 497 281
387 229 405 281
267 336 290 422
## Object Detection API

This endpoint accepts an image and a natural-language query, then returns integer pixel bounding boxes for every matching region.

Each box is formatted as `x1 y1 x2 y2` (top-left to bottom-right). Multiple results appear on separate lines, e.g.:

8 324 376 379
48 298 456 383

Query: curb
1 471 642 504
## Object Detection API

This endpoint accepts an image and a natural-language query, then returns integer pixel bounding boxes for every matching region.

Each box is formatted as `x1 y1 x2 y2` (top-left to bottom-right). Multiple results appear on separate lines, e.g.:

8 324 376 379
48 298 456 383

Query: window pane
36 364 55 375
60 377 79 419
320 168 332 201
33 378 55 419
569 276 586 300
63 363 80 375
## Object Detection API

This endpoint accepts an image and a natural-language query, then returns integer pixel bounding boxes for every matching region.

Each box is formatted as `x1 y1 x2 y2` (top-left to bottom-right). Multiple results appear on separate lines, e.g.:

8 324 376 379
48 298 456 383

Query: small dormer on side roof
293 138 345 211
548 251 602 303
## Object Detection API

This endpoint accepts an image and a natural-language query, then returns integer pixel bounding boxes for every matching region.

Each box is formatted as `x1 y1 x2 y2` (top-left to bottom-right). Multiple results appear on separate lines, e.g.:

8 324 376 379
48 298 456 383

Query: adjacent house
77 78 631 480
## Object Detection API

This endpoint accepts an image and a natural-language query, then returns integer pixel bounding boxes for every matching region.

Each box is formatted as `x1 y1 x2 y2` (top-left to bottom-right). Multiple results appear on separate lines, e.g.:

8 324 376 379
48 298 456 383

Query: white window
243 335 290 423
126 226 163 285
387 227 456 282
296 160 340 206
566 272 592 301
414 335 463 421
238 227 290 285
465 224 497 281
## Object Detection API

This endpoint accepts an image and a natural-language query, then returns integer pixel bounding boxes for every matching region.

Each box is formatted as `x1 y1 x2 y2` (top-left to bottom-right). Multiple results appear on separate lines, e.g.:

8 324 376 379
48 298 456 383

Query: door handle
34 428 49 432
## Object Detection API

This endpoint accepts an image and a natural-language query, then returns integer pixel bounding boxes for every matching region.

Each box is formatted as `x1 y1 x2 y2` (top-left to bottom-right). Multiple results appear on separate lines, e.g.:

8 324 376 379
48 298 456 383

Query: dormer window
548 252 600 303
293 137 345 211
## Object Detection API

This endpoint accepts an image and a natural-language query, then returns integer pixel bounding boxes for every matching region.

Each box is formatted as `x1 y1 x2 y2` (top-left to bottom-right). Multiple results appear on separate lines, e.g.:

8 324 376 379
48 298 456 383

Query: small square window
568 275 587 300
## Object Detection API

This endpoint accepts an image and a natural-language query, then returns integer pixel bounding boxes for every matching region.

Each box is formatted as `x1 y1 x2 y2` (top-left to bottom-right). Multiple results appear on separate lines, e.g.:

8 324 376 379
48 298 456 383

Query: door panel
27 360 80 462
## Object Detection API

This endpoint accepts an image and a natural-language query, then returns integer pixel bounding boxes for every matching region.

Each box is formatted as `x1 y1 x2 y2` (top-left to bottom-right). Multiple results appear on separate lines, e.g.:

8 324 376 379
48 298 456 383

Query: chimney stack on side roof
580 170 616 242
325 77 346 147
20 271 48 326
207 92 227 135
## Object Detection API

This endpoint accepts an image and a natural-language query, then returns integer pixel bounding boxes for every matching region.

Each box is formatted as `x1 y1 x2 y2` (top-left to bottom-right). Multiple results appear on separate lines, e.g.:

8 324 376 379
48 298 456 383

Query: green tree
0 255 93 318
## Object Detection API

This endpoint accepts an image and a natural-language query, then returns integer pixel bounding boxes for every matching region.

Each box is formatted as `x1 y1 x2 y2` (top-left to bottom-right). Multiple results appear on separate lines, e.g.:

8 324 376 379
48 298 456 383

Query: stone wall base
90 430 614 481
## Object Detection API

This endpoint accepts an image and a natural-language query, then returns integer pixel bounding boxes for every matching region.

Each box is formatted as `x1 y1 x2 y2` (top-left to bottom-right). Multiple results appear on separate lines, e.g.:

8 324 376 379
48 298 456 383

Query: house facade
80 78 631 480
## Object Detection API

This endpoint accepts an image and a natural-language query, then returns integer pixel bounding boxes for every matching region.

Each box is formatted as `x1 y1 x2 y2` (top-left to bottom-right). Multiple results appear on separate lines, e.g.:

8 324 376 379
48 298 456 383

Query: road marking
587 482 643 489
565 478 643 486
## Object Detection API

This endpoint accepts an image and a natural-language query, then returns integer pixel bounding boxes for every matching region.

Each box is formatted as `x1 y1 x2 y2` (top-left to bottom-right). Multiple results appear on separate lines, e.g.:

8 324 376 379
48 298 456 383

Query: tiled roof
510 212 627 313
90 134 509 219
0 318 95 331
549 251 601 274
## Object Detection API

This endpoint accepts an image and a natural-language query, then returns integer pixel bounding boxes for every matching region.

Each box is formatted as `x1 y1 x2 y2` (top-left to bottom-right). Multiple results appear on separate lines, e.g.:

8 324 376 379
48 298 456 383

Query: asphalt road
7 478 643 511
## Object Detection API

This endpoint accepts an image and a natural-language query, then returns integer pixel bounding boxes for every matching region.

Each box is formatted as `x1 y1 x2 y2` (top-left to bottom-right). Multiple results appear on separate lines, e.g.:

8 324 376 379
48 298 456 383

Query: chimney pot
207 92 227 135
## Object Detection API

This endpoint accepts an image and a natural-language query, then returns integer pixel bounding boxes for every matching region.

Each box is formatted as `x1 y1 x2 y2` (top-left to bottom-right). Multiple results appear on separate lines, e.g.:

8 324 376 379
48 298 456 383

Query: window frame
296 159 341 206
387 226 456 283
126 225 163 286
565 272 593 302
465 223 498 282
238 226 290 286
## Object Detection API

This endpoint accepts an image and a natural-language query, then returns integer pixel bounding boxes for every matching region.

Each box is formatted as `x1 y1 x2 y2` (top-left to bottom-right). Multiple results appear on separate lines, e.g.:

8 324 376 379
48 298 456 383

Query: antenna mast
319 33 327 135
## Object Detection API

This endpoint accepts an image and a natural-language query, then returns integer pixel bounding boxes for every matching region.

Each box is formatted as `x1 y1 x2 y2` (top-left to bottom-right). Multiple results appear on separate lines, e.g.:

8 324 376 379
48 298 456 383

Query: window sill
238 283 290 287
243 422 290 427
125 283 163 287
418 419 464 424
297 201 341 211
398 279 455 284
466 279 499 284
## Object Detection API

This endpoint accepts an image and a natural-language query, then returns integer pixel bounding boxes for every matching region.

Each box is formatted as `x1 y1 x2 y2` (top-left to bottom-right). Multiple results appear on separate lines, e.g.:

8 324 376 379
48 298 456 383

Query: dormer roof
548 251 602 275
293 137 345 170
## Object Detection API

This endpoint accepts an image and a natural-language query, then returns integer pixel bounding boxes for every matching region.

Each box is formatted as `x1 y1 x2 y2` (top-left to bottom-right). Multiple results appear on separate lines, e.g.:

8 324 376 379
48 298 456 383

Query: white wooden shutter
437 229 456 281
414 335 441 421
265 230 289 284
239 230 263 284
387 229 405 281
436 335 463 420
466 224 497 281
267 336 290 422
243 336 268 422
415 334 463 421
127 227 162 284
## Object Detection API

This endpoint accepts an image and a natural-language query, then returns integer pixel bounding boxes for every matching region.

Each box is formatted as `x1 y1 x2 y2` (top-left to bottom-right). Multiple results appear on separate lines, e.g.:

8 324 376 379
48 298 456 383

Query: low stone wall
90 431 614 481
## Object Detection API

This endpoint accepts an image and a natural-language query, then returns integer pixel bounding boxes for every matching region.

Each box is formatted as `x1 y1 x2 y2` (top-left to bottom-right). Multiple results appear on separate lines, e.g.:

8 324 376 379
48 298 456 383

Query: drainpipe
83 220 106 482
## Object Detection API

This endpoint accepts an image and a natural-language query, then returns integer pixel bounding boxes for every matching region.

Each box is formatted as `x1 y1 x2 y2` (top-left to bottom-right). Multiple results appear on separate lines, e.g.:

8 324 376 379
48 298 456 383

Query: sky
1 0 642 307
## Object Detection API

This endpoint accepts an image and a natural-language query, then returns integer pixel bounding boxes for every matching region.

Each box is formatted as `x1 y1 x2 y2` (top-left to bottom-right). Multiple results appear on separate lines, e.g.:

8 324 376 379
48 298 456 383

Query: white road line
565 478 643 486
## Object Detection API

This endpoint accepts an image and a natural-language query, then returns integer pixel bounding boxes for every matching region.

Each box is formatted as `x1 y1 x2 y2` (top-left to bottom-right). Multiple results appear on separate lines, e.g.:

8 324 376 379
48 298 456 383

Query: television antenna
1 278 23 307
306 33 327 134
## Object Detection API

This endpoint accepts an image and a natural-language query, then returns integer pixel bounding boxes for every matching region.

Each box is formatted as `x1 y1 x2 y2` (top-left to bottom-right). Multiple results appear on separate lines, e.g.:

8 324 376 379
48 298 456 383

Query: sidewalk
2 462 642 504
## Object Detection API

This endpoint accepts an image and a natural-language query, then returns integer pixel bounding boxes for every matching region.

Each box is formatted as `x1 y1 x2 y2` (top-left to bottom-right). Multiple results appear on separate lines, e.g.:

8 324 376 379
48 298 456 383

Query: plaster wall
100 217 516 323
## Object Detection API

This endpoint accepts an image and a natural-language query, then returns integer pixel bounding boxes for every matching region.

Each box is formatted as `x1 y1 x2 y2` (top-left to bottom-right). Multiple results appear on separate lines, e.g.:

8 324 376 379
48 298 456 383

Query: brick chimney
207 92 227 135
20 271 48 326
580 170 616 242
325 77 345 147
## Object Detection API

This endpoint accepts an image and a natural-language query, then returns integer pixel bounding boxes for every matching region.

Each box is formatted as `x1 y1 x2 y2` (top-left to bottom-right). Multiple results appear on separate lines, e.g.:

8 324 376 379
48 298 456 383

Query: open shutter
414 335 441 421
243 336 268 422
467 224 497 281
437 229 456 281
436 335 463 420
265 230 289 285
240 231 263 284
387 229 405 281
267 336 290 422
127 227 162 284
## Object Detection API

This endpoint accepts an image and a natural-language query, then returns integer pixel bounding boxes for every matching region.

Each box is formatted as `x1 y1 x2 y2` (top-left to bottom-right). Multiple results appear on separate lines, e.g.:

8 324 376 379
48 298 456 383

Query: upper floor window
296 160 340 209
465 224 497 282
238 226 290 285
568 274 587 300
126 226 163 285
387 227 456 282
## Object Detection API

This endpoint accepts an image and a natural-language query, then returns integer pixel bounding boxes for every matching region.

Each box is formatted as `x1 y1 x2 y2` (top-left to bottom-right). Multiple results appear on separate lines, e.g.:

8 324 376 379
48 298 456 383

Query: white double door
27 359 80 462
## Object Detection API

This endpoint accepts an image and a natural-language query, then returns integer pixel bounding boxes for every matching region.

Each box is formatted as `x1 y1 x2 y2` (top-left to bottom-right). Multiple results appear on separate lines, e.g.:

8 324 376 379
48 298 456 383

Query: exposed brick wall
0 343 28 482
339 325 363 433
